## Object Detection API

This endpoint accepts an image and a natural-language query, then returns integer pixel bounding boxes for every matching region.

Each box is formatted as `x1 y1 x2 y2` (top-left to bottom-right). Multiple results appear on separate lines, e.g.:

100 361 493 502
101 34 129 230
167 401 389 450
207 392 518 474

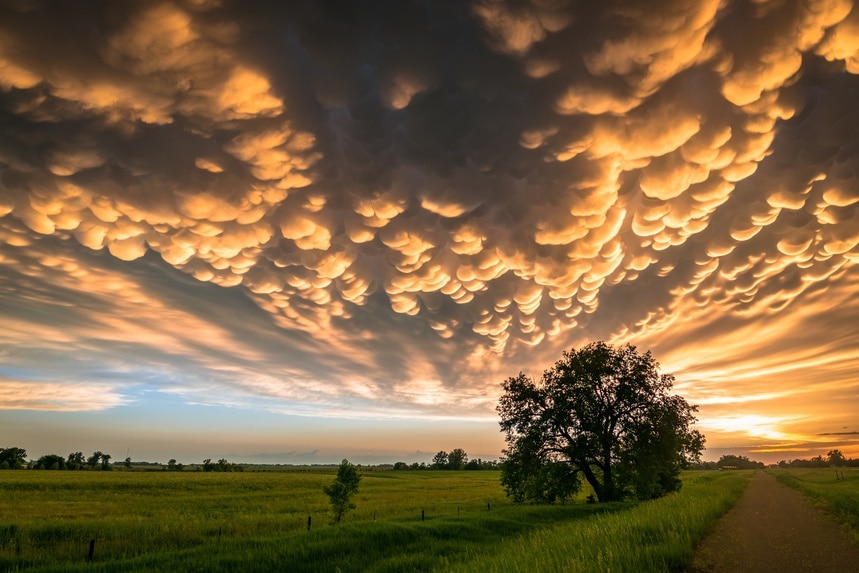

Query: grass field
770 467 859 543
0 469 751 572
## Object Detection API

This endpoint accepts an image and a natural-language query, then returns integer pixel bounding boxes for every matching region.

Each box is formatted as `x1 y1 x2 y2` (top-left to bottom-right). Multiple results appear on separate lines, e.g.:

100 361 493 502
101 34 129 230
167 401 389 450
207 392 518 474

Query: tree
498 342 704 503
323 459 361 524
0 447 27 470
87 451 104 469
827 449 846 466
67 452 85 470
716 454 764 470
124 457 132 469
33 454 66 470
431 450 449 469
201 457 241 472
100 454 112 470
448 448 468 470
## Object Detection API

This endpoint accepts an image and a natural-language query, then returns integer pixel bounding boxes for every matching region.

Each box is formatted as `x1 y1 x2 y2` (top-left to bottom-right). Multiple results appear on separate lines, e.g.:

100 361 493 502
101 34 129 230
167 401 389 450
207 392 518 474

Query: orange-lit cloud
2 1 859 461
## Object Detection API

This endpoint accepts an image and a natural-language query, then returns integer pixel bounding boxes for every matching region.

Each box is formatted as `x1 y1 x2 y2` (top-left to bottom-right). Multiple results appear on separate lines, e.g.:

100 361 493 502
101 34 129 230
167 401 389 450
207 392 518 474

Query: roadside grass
0 469 750 572
770 467 859 543
445 470 752 573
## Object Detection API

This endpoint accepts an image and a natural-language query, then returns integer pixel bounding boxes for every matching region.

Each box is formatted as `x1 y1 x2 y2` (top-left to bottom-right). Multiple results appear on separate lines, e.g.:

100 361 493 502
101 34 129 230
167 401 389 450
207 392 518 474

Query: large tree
498 342 704 503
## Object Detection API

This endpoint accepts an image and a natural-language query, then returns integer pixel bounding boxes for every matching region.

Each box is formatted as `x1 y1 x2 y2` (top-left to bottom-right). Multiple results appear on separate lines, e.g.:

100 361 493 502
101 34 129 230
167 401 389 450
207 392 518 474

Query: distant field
0 469 750 572
770 467 859 543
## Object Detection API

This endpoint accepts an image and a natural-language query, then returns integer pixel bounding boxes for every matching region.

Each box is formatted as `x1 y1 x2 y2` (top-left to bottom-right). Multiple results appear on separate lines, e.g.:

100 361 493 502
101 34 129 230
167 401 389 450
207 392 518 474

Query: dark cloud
1 0 858 453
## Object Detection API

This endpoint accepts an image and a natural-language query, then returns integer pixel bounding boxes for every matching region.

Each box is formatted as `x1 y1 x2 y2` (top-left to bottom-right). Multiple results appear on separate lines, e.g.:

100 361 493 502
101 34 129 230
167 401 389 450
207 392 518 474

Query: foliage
827 449 846 466
201 458 244 472
448 448 468 470
0 447 27 470
775 454 859 468
693 454 764 470
87 451 104 469
425 449 480 470
66 452 85 470
432 451 449 469
719 455 764 469
1 448 117 471
465 458 498 470
498 342 704 503
323 459 361 524
166 459 184 471
500 452 581 504
32 455 66 470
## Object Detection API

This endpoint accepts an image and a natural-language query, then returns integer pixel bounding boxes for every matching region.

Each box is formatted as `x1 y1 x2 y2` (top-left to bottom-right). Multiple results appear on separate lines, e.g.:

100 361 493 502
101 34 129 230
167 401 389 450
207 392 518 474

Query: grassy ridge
770 467 859 543
0 470 750 572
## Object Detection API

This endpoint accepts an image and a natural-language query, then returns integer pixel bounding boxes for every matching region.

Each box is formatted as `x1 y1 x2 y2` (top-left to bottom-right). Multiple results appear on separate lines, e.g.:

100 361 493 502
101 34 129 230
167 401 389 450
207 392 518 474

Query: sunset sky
1 0 858 466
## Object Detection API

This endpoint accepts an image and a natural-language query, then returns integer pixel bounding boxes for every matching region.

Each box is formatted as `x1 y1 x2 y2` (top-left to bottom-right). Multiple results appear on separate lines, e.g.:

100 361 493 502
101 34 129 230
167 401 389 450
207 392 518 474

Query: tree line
691 450 858 470
391 449 498 471
0 448 115 471
692 454 766 470
775 449 858 468
0 448 251 472
0 446 494 472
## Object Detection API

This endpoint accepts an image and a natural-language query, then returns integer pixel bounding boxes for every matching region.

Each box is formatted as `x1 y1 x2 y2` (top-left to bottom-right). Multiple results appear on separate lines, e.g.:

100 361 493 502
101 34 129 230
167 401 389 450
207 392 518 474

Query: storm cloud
2 0 858 458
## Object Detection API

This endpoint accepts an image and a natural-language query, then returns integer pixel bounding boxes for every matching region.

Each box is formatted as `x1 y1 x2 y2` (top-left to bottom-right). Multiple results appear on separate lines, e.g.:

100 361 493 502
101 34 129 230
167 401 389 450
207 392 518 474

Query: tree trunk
579 462 604 502
602 461 616 501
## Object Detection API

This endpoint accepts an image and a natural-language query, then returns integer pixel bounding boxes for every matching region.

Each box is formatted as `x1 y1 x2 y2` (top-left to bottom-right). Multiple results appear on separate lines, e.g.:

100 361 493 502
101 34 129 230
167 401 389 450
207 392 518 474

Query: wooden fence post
307 515 312 531
421 509 425 522
87 539 95 562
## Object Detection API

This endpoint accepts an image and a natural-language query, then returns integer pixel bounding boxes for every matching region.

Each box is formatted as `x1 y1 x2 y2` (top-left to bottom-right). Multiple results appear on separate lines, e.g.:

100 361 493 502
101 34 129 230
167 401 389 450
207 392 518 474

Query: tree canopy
497 342 704 503
0 447 27 470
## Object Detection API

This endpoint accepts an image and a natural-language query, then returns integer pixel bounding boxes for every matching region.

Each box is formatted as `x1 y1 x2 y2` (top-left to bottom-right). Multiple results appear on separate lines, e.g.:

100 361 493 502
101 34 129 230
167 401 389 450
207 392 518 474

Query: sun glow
701 415 805 443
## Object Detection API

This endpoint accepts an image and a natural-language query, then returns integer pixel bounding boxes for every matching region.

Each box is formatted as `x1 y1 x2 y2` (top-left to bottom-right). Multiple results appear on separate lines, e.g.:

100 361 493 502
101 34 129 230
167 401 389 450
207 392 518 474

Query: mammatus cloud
1 1 858 456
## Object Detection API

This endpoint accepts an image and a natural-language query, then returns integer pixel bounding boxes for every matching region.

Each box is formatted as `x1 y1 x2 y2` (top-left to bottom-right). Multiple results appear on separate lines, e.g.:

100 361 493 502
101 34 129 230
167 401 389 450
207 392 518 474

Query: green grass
769 467 859 543
0 469 751 572
446 470 752 573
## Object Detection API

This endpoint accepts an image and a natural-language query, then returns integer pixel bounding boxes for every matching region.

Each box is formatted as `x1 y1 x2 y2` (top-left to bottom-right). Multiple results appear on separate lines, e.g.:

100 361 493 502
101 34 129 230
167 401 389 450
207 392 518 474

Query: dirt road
688 471 859 572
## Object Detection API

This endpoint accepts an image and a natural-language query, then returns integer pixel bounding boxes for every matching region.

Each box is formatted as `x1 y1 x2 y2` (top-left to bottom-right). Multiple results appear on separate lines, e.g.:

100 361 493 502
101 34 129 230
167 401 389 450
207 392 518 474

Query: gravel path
688 471 859 572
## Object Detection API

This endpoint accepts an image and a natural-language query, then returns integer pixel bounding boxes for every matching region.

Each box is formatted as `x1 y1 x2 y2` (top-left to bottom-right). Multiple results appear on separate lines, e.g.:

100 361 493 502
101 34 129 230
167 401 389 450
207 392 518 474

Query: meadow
770 467 859 543
0 468 752 572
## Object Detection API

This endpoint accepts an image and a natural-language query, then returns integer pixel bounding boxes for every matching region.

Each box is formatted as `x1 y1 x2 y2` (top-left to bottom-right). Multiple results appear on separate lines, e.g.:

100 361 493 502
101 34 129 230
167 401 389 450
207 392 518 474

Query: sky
1 0 858 466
